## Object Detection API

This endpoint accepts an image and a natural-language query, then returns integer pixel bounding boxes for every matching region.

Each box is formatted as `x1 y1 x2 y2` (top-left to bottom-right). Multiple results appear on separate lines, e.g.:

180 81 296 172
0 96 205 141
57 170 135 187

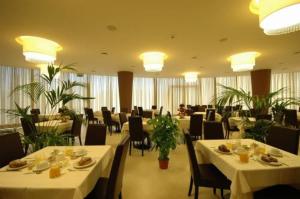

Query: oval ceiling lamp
140 51 167 72
184 72 198 83
229 52 260 72
249 0 300 35
16 36 62 64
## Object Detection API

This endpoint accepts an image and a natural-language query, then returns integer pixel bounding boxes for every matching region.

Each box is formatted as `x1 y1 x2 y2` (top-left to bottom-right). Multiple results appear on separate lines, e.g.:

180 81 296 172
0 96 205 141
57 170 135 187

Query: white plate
6 163 28 171
258 159 282 166
268 151 283 157
74 150 87 157
214 148 232 155
33 163 50 172
73 159 96 169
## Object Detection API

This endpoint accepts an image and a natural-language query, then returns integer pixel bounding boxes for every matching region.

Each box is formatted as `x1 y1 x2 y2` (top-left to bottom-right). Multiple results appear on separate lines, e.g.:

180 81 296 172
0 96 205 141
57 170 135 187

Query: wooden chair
203 121 224 139
266 125 300 155
101 107 108 112
223 117 239 139
284 109 298 128
184 133 231 199
66 115 83 145
30 108 40 115
86 108 99 124
142 110 153 119
102 110 120 135
119 112 128 129
85 124 107 145
207 105 213 108
188 114 203 140
111 107 115 114
20 117 38 154
206 109 215 121
256 114 272 121
0 132 25 168
128 116 150 156
151 105 157 110
137 107 143 117
86 135 130 199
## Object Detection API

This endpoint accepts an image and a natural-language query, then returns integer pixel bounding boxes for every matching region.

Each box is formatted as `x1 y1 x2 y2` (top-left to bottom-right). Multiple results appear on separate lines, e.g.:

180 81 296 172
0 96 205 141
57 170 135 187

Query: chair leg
142 141 144 156
188 176 193 196
78 135 82 146
194 186 198 199
221 189 225 199
213 187 216 194
119 191 122 199
129 141 132 155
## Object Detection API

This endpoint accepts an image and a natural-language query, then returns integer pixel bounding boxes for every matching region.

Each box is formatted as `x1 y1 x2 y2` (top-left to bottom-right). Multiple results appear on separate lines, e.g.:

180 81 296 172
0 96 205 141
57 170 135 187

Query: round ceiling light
229 52 260 72
250 0 300 35
16 36 62 64
140 52 167 72
184 72 198 83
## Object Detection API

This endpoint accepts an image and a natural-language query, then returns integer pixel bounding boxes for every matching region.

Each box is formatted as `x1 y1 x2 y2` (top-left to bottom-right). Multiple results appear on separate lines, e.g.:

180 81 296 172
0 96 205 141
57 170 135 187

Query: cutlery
68 168 89 172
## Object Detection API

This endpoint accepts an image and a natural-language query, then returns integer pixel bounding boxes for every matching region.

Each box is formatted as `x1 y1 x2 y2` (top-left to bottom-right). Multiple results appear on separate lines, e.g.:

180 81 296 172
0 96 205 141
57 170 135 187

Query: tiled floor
80 125 227 199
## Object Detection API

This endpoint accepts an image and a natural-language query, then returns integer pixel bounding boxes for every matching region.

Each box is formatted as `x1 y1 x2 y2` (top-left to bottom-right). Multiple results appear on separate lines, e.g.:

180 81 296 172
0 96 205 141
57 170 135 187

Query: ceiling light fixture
229 52 260 72
250 0 300 35
140 51 167 72
16 36 62 64
184 72 198 83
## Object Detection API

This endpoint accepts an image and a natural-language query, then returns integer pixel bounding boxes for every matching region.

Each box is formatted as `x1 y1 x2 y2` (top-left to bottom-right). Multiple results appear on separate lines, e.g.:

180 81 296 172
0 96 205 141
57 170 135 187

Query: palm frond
11 82 45 103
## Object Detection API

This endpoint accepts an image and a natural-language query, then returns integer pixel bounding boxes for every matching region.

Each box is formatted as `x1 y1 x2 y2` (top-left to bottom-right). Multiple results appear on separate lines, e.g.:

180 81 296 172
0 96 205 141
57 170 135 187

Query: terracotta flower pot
158 159 169 169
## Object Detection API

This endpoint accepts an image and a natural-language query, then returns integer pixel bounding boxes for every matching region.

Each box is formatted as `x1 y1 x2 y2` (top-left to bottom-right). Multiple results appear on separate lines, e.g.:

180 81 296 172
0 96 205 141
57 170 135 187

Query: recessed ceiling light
106 25 117 31
294 51 300 55
192 56 198 59
219 37 228 42
170 34 176 39
101 52 108 55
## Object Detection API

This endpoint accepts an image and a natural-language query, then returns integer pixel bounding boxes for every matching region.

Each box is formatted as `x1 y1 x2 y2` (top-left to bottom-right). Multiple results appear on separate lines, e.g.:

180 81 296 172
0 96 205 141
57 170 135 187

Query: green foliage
148 116 179 160
6 63 92 152
216 85 299 116
244 119 274 142
22 131 70 152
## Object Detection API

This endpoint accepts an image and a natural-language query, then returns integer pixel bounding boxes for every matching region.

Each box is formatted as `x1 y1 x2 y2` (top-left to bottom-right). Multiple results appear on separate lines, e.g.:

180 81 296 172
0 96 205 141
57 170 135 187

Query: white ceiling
0 0 300 77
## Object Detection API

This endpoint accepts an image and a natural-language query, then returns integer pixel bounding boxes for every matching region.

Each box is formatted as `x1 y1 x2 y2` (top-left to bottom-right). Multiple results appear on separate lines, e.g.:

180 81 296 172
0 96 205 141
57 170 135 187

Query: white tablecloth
193 112 222 122
94 112 130 124
35 120 73 134
0 145 114 199
121 118 152 134
297 112 300 122
196 139 300 199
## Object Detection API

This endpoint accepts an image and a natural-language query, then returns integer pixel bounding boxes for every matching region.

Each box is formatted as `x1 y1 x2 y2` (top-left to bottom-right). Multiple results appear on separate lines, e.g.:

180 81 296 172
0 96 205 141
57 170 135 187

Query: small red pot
159 159 169 169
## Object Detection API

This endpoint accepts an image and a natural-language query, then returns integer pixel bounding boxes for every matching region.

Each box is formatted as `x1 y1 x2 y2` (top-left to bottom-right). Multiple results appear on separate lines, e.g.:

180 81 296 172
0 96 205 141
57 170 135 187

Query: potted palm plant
5 64 92 152
148 115 179 169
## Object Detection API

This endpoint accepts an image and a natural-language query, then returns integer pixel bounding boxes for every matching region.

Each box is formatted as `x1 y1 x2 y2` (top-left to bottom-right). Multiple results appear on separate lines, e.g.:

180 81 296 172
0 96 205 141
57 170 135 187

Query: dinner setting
1 1 300 199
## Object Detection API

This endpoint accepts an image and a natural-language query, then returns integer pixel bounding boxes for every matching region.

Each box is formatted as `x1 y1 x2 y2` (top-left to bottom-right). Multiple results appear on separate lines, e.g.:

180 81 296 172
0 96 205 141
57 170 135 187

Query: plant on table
148 115 179 169
6 64 93 152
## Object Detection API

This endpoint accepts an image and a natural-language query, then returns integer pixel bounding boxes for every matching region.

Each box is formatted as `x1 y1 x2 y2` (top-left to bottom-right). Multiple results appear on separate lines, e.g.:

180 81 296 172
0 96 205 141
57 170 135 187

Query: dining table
94 111 130 124
195 139 300 199
0 145 114 199
35 120 73 134
193 111 223 122
121 118 153 134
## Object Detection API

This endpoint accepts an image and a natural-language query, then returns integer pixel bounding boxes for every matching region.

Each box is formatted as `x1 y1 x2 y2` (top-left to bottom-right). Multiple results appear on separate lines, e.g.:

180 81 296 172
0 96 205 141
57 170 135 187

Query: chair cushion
85 177 108 199
198 164 231 189
254 184 300 199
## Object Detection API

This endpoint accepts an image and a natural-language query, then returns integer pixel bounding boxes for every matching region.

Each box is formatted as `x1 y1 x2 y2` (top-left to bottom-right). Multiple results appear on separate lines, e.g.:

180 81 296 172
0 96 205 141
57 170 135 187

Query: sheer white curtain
90 75 120 112
132 77 154 109
61 72 88 113
0 66 32 124
184 79 201 106
216 76 237 98
200 77 215 105
271 72 300 109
